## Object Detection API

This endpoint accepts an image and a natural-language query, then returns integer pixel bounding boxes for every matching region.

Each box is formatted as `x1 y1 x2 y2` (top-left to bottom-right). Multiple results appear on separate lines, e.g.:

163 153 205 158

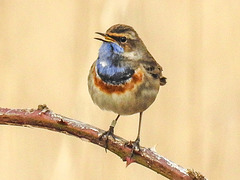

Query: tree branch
0 106 206 180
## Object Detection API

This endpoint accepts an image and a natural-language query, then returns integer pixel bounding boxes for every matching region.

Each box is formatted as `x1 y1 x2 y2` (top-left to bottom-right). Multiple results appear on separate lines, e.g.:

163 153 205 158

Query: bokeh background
0 0 240 179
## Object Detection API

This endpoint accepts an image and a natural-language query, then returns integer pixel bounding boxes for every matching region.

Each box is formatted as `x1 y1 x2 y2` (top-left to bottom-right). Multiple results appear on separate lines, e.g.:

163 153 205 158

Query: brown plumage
88 24 166 153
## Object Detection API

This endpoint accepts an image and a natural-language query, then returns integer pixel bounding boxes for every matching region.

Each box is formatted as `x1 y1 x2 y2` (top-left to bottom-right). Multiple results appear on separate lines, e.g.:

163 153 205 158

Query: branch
0 106 206 180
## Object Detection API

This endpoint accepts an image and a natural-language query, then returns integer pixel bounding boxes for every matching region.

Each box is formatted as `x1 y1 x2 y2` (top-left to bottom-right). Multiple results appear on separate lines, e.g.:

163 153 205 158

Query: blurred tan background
0 0 240 179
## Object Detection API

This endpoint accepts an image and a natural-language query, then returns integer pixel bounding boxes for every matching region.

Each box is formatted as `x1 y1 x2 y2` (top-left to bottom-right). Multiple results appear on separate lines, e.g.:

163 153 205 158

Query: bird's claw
125 138 141 158
99 126 116 152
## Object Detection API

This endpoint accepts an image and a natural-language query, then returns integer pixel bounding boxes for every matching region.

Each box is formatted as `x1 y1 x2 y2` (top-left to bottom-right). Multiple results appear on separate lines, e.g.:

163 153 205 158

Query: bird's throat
96 43 134 85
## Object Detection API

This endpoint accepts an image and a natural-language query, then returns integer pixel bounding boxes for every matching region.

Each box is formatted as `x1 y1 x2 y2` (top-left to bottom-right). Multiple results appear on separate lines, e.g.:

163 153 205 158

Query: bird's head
95 24 146 55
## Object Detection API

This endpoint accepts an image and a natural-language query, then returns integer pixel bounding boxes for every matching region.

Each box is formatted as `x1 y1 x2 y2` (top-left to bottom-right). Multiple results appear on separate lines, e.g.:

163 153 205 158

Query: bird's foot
125 138 141 158
99 126 116 152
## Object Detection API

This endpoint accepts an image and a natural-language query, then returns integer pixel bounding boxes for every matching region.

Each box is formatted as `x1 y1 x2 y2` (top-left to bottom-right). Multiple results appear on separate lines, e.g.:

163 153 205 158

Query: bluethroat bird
88 24 166 153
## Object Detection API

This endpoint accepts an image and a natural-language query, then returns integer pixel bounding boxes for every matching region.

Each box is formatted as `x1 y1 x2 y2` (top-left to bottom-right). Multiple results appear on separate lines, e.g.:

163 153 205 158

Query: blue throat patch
96 42 134 85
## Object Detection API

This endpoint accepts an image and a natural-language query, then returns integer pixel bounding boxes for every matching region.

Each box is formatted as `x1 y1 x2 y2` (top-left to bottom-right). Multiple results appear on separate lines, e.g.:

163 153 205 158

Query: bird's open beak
94 32 116 43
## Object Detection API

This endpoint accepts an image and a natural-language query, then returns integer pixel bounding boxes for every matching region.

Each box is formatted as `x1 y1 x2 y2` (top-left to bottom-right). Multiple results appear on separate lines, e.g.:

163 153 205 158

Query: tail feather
160 76 167 86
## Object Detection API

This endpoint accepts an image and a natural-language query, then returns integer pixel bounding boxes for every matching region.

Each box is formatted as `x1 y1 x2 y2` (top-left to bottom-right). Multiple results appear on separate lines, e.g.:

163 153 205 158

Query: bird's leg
99 114 120 151
126 112 143 157
132 112 143 151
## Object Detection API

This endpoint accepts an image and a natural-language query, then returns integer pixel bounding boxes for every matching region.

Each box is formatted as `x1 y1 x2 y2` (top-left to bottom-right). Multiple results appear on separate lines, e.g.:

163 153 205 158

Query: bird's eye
120 36 127 43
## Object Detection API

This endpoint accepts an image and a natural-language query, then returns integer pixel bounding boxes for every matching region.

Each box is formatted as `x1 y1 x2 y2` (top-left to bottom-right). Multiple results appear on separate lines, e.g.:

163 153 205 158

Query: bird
88 24 166 153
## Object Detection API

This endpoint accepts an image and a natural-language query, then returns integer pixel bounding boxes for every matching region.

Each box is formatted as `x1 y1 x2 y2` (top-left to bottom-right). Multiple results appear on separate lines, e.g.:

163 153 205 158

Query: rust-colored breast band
93 67 143 94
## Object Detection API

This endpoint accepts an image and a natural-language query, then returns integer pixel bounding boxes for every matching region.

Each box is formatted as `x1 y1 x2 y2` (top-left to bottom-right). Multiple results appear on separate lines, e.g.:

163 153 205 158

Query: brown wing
140 59 167 86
